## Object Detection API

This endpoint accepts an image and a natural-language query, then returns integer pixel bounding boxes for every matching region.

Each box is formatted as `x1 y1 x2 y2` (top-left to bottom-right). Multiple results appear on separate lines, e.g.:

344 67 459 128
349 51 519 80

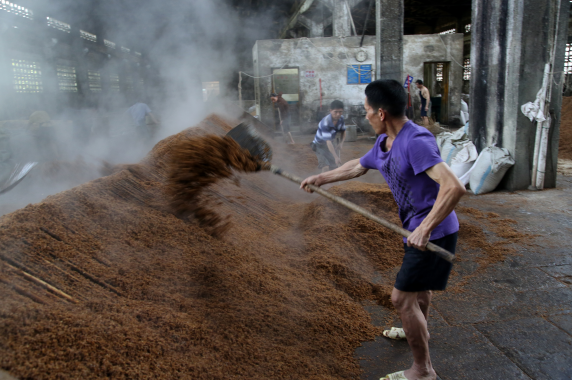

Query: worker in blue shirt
311 100 346 172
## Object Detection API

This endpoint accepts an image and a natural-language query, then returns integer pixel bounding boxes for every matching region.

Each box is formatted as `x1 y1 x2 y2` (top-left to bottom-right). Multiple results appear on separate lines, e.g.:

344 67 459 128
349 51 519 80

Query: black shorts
394 232 457 292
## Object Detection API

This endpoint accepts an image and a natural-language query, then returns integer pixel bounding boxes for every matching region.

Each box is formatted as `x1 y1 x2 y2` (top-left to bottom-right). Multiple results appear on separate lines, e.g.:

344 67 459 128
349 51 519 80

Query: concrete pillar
375 0 403 82
333 1 352 37
469 0 570 190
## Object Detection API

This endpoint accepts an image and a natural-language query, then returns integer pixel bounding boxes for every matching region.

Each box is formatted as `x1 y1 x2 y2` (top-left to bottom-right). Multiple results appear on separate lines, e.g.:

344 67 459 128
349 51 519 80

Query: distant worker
311 100 346 173
28 111 60 161
270 93 295 144
128 102 159 140
416 80 430 127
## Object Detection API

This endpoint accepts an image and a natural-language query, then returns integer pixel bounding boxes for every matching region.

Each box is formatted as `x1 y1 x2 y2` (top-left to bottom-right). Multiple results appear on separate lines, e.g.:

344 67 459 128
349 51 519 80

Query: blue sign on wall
347 65 360 84
360 64 372 84
347 64 372 84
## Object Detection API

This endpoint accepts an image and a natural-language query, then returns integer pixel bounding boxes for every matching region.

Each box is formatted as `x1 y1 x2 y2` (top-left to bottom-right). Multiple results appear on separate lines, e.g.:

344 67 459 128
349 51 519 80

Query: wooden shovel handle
268 165 455 264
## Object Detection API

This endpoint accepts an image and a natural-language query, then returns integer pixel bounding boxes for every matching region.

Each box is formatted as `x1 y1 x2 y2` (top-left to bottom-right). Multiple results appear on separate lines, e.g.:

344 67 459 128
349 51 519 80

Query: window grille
57 65 78 92
80 30 97 42
47 17 70 33
110 74 120 92
12 59 43 93
121 47 130 53
463 58 471 81
104 39 116 49
88 70 101 92
436 63 444 82
465 24 472 33
439 28 456 35
1 1 33 19
125 75 133 92
565 43 572 75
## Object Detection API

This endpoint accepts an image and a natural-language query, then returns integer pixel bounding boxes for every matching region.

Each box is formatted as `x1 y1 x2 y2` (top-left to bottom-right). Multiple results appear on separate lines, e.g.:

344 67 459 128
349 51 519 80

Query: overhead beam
279 0 318 39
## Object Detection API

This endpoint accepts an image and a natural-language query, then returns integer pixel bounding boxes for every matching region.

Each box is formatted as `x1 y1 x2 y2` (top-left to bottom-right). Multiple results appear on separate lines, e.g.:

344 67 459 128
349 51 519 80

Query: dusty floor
0 118 571 379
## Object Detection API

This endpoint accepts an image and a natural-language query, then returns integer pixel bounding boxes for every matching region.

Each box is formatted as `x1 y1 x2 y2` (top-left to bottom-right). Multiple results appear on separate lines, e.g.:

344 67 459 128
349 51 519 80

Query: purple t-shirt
360 121 459 242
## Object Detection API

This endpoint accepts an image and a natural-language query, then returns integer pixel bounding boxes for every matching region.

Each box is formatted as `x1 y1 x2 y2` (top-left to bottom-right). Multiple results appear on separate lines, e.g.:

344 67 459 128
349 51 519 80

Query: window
12 59 43 93
88 70 101 92
121 47 130 53
80 30 97 42
347 64 372 85
202 81 220 101
439 28 456 35
436 63 444 82
57 65 78 92
47 17 70 33
1 1 33 19
124 74 133 92
104 39 116 49
463 58 471 80
465 24 472 33
110 74 120 92
565 43 572 75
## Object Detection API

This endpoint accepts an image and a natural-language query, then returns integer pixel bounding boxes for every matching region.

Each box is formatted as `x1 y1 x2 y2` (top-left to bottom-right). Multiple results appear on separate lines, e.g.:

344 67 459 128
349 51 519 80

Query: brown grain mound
559 96 572 160
0 115 385 380
166 135 259 236
0 113 537 380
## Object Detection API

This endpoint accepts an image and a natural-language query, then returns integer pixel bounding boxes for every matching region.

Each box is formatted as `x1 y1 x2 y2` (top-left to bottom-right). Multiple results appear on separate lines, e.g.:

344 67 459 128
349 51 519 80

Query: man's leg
417 290 432 321
392 287 436 380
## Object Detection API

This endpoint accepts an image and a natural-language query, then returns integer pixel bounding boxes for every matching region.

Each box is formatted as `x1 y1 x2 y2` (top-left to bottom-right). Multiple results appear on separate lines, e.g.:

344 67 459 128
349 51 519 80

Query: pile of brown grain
559 96 572 160
166 135 260 236
0 114 536 380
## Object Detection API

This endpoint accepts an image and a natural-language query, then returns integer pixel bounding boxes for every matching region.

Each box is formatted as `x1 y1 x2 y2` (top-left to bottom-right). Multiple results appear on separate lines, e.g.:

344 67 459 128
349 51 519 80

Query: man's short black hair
330 100 344 110
365 79 407 117
415 79 423 85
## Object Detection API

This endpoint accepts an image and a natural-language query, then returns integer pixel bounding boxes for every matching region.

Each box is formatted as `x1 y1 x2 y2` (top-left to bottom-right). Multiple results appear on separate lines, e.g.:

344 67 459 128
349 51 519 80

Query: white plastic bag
469 146 515 195
450 141 478 179
460 100 469 123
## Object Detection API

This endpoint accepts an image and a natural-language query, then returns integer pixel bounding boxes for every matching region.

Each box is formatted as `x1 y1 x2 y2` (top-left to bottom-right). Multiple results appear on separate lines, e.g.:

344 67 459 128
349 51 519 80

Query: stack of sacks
436 129 477 173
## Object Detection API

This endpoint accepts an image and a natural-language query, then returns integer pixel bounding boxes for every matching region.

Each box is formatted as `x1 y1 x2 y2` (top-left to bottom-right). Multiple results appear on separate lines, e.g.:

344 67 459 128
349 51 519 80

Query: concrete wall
403 34 464 124
253 36 377 131
254 34 464 131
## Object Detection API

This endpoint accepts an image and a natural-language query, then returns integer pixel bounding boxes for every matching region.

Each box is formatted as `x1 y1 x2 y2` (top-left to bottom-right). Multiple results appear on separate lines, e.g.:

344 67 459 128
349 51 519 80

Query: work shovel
226 123 455 264
0 162 37 194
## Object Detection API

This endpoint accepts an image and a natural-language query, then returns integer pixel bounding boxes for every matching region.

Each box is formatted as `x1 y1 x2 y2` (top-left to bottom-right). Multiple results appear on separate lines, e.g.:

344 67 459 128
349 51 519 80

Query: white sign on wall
304 70 316 78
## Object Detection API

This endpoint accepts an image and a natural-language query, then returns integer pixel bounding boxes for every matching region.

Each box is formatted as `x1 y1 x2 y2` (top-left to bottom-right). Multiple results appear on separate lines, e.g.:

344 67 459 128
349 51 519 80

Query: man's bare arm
326 140 340 163
407 162 466 249
300 158 368 193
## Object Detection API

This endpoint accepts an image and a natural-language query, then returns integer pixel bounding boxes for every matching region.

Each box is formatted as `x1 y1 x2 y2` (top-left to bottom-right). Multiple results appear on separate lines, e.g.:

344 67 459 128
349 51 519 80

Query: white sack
469 146 515 195
450 141 478 179
436 129 469 166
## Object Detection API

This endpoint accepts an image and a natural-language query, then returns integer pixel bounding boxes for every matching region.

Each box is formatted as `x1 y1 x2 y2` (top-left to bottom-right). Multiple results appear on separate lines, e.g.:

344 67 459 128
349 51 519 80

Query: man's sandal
382 327 406 340
380 370 408 380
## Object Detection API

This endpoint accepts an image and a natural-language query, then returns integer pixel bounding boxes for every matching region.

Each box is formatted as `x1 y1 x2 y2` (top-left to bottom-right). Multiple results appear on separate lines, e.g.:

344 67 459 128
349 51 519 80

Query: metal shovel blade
226 123 273 164
0 162 38 194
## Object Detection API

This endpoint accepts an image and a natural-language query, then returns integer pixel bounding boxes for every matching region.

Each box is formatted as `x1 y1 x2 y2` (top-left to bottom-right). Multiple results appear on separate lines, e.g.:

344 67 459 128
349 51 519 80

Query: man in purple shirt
300 80 465 380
